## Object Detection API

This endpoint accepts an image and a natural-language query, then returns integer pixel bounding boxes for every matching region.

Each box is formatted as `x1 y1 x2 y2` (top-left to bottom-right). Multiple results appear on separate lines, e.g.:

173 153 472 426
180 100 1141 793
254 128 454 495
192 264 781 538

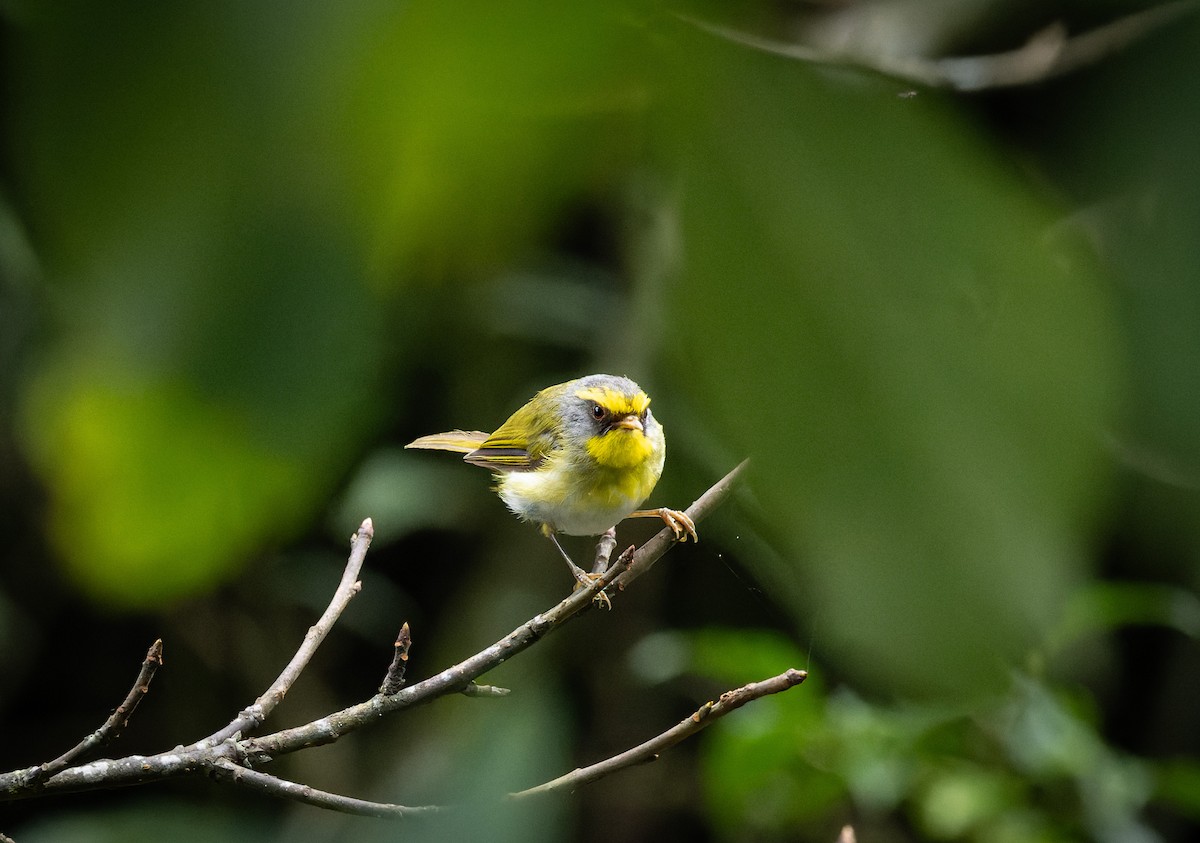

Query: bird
405 373 697 586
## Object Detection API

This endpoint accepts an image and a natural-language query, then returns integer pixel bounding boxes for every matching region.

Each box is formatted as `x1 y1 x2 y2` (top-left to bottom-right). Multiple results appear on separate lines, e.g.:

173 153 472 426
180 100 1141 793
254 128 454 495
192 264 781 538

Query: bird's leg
547 532 612 610
627 508 699 542
547 533 596 585
593 526 618 574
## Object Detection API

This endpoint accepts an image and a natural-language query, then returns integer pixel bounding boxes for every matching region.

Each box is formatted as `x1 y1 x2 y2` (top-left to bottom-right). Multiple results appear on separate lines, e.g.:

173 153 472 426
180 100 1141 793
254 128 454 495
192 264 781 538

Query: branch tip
613 460 749 591
380 622 414 696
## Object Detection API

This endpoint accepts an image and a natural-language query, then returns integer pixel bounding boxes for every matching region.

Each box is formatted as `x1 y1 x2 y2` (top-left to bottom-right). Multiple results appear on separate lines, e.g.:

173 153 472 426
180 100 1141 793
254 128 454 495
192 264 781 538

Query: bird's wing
462 401 559 472
405 430 490 454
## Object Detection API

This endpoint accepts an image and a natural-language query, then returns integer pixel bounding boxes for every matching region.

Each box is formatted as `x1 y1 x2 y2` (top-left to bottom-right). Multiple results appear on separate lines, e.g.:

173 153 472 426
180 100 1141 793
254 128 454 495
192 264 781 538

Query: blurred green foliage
665 28 1118 697
21 369 311 602
3 0 1200 840
683 628 1160 842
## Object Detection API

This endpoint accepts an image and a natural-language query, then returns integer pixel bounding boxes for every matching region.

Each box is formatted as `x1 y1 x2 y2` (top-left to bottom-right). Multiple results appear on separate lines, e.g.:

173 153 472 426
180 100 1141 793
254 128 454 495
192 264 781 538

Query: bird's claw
629 507 699 542
571 572 612 610
657 508 698 543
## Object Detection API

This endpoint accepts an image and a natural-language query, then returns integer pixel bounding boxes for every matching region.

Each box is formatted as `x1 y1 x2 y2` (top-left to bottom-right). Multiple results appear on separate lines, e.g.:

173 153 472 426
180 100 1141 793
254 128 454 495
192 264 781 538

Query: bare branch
683 1 1197 92
215 667 807 817
379 622 412 696
0 530 630 796
1 463 753 810
509 668 806 799
198 518 375 748
210 759 443 818
12 638 163 789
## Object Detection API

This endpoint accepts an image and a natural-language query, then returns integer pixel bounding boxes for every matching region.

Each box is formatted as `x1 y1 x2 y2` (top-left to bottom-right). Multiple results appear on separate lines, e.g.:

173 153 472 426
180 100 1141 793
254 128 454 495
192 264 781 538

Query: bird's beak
612 414 643 432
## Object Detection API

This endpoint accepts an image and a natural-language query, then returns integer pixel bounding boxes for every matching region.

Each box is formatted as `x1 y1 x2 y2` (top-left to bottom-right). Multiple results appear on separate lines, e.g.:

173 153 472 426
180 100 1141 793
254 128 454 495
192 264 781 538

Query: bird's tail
405 430 490 454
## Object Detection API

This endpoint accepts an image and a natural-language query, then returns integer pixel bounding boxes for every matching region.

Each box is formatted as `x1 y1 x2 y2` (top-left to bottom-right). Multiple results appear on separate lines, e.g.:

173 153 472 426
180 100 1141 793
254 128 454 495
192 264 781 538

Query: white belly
498 470 646 536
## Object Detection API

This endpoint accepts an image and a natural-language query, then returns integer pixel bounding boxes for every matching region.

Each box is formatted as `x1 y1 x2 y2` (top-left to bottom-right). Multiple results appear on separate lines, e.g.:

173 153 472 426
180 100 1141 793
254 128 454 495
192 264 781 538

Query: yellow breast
498 427 665 536
585 428 655 469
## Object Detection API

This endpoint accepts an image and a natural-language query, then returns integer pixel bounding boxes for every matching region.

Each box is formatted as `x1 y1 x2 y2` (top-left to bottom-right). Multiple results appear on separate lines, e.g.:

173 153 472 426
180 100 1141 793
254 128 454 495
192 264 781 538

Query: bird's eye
590 404 605 421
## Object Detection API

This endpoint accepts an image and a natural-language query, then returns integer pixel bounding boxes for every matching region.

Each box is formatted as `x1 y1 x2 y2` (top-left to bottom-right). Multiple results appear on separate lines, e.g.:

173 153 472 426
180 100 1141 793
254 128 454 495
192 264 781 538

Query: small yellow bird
406 374 696 585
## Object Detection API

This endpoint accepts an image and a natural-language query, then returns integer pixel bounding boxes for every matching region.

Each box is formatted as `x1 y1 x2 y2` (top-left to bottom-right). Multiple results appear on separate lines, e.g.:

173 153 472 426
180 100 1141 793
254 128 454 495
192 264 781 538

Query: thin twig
379 623 412 696
197 518 375 748
683 1 1197 91
509 668 806 798
14 639 163 788
210 758 443 818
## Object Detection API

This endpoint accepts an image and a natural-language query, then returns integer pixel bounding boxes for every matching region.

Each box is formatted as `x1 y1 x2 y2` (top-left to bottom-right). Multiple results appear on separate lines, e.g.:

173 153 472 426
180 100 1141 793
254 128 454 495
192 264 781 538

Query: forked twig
213 668 805 817
0 462 792 821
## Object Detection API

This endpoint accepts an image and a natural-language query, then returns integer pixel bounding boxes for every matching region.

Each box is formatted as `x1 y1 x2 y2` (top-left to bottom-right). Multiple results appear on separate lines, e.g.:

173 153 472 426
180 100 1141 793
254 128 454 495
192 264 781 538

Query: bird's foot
551 532 613 609
571 573 612 611
630 507 698 542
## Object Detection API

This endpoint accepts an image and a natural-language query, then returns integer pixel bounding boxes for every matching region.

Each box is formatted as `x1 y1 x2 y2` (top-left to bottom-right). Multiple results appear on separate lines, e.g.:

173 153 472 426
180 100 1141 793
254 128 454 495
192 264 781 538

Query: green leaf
663 29 1121 697
20 368 312 606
